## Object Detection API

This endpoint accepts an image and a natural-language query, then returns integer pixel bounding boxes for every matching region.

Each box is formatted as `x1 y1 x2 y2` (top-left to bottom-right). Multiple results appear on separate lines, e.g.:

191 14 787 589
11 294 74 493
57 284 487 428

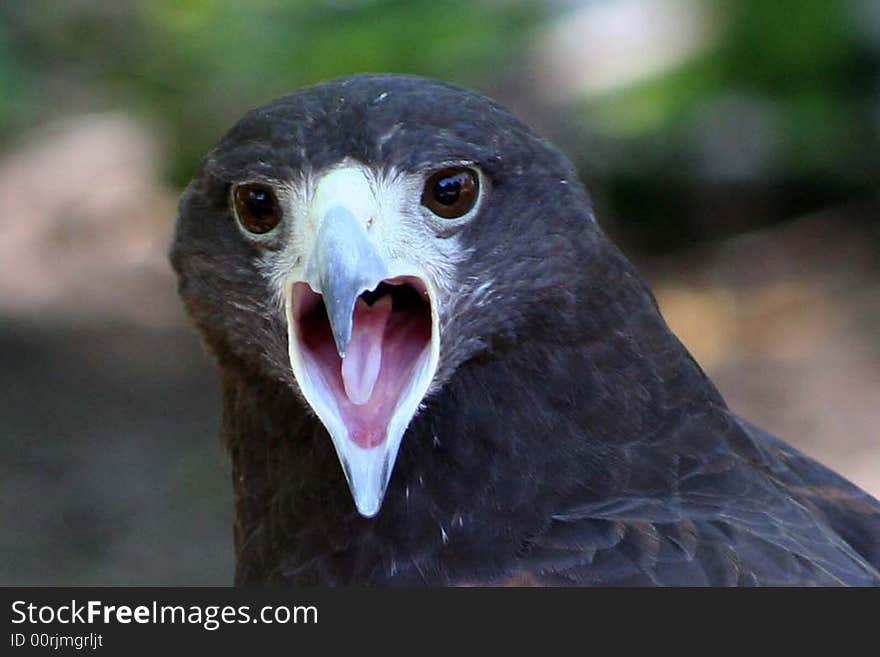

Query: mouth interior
292 277 432 449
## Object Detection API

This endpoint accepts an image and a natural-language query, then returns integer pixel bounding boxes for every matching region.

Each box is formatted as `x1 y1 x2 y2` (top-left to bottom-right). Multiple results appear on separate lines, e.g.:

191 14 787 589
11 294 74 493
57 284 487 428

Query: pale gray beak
305 205 388 357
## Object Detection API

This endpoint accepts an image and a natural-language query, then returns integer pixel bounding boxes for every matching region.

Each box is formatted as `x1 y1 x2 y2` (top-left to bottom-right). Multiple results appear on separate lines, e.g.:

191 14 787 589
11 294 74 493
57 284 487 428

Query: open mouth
281 174 443 516
290 277 433 450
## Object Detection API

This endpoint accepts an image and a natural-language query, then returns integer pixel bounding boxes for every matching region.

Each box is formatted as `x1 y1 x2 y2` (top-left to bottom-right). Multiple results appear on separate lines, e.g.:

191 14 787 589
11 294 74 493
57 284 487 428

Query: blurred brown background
1 0 878 584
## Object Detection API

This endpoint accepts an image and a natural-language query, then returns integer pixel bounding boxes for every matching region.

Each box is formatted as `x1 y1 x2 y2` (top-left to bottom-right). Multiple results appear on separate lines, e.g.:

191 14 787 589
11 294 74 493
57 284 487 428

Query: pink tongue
341 295 392 405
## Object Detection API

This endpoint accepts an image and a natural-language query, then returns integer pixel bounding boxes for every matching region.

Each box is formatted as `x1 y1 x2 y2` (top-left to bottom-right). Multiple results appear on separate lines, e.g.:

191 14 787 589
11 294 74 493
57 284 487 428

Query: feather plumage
171 74 880 586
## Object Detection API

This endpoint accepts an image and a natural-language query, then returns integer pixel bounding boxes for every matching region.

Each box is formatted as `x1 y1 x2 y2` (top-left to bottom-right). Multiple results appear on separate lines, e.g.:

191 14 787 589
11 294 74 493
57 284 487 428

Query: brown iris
233 183 282 234
421 167 479 219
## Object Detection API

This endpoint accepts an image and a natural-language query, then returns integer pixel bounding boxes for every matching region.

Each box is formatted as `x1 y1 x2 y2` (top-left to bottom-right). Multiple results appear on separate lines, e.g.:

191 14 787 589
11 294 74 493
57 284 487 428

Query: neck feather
223 254 722 585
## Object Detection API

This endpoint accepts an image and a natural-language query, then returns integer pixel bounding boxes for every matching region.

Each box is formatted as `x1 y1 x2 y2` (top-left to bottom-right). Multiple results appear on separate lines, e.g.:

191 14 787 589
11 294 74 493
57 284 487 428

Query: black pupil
246 189 275 218
433 174 465 205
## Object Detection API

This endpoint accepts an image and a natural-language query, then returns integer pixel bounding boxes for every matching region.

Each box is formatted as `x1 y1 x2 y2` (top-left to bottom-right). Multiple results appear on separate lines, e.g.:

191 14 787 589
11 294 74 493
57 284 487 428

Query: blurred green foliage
566 0 879 250
0 0 540 184
0 0 877 251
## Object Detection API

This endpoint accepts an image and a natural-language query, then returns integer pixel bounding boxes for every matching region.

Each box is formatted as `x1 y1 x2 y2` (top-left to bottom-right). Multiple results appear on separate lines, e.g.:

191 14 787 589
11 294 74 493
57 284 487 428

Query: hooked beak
284 173 439 517
305 206 389 358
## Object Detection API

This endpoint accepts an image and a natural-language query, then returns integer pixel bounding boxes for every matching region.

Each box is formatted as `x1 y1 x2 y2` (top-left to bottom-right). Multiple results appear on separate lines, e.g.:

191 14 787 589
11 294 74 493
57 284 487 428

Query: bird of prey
171 74 880 586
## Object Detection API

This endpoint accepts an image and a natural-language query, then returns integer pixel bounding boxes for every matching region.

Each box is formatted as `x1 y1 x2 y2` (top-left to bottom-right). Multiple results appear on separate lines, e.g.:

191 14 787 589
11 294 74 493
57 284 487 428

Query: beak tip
352 488 384 518
342 453 391 519
329 317 352 359
356 505 381 519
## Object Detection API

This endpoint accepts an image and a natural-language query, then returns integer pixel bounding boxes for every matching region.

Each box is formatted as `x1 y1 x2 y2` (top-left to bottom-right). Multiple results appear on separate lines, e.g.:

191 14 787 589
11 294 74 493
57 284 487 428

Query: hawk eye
422 167 479 219
232 183 282 234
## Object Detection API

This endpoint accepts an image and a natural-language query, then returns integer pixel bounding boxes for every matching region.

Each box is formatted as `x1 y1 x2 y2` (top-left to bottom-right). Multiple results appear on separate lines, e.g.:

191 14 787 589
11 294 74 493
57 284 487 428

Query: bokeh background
1 0 878 584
